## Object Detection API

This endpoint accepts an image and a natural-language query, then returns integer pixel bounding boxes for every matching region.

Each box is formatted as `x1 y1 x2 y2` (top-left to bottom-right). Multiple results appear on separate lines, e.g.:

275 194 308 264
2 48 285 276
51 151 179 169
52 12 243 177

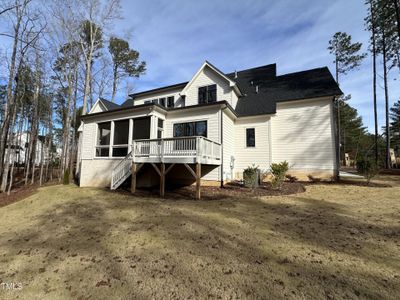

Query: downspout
220 106 227 188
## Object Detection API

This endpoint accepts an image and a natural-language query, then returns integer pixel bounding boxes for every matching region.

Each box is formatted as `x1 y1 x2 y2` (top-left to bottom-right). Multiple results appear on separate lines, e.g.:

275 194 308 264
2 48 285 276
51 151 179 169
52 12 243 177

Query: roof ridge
277 66 330 78
226 63 277 76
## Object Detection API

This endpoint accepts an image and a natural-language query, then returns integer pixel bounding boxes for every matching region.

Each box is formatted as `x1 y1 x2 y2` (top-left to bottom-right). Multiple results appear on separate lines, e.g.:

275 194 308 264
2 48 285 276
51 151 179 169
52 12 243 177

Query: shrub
63 169 70 185
307 175 321 183
356 158 378 184
270 161 289 190
285 174 298 183
243 164 260 188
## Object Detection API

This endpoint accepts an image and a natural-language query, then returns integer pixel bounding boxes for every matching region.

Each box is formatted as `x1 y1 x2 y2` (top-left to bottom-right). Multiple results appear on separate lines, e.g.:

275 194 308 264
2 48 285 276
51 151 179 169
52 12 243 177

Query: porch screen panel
96 122 111 157
132 117 151 140
113 119 129 157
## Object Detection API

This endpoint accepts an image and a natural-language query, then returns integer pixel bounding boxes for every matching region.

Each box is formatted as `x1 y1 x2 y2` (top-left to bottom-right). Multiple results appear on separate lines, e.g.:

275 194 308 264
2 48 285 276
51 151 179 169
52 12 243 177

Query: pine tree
390 99 400 151
328 33 367 165
108 37 146 103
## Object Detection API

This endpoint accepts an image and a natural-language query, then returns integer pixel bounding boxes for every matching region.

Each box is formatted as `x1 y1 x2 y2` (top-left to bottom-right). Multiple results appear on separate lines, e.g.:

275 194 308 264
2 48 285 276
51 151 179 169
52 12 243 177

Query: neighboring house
4 132 48 166
78 61 342 193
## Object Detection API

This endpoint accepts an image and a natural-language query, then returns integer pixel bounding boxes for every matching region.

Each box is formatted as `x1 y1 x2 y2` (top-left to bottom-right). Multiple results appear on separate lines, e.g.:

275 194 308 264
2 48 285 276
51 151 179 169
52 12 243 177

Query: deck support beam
131 163 137 194
160 163 165 197
183 163 201 200
196 163 201 200
130 163 143 194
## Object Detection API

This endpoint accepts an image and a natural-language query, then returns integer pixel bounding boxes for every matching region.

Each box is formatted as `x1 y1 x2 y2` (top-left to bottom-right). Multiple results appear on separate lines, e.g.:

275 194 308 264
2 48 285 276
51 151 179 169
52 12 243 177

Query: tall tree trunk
370 0 379 165
0 7 22 179
393 0 400 41
1 98 18 192
82 58 91 115
335 57 342 167
382 33 391 169
111 65 118 103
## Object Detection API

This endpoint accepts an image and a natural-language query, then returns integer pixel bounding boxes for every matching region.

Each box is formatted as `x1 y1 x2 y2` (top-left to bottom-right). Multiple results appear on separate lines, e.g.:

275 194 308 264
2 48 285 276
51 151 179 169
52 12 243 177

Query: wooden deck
132 136 221 165
111 136 222 199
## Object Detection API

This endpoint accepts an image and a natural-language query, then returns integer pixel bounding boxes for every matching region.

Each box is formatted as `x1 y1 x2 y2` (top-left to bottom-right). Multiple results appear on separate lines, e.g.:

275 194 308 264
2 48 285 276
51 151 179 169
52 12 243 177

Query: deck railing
132 136 221 162
111 136 221 190
110 151 133 190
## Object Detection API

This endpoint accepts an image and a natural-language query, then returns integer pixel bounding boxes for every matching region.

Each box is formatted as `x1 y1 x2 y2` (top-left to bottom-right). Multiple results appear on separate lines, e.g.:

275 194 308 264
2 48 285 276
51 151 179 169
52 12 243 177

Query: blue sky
0 0 398 132
114 0 400 133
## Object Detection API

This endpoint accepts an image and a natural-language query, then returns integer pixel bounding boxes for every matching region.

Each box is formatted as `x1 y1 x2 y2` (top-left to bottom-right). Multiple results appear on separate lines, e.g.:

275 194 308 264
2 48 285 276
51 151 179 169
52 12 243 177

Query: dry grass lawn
0 176 399 299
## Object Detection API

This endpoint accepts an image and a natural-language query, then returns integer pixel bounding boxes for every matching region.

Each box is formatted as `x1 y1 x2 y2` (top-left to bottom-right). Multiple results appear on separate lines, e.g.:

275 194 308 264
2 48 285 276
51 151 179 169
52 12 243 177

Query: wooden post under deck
131 163 137 194
196 163 201 200
160 163 165 197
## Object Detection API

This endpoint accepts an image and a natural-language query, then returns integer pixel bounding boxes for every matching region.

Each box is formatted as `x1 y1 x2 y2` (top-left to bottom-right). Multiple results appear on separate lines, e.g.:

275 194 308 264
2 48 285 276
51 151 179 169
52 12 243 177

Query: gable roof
90 62 342 118
99 98 120 111
180 61 240 96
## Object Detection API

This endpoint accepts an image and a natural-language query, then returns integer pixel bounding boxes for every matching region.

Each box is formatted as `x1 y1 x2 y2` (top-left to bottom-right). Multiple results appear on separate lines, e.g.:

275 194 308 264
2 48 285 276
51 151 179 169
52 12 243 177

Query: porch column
150 115 158 139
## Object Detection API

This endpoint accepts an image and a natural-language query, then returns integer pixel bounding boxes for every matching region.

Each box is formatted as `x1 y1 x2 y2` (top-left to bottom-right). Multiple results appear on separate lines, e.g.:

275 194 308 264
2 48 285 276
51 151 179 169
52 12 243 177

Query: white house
78 61 342 194
5 132 48 166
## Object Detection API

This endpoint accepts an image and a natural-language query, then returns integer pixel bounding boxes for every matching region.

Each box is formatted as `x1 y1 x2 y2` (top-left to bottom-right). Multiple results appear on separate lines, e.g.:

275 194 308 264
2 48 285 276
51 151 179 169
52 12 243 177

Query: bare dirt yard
0 176 399 299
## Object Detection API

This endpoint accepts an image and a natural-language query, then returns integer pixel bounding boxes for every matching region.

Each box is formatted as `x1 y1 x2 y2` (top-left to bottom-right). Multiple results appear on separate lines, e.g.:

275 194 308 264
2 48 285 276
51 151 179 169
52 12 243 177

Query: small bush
270 161 289 190
63 169 70 185
356 158 378 184
307 175 321 183
243 164 259 188
285 174 298 183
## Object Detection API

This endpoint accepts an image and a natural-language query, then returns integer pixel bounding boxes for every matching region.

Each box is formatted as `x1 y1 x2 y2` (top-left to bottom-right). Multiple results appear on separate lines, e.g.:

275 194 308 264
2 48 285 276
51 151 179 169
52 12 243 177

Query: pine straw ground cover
0 176 399 299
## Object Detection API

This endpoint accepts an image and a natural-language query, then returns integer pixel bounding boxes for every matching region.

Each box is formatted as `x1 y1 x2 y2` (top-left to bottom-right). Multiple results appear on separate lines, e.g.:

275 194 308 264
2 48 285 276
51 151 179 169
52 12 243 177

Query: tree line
328 0 400 169
0 0 145 194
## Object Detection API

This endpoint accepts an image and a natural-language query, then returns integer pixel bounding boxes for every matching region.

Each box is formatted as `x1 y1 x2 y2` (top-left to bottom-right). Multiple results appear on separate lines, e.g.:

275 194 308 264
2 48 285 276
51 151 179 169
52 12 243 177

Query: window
198 84 217 104
246 128 255 147
167 96 174 108
96 122 111 157
144 100 152 104
173 121 207 138
159 98 166 107
112 120 129 157
157 118 164 139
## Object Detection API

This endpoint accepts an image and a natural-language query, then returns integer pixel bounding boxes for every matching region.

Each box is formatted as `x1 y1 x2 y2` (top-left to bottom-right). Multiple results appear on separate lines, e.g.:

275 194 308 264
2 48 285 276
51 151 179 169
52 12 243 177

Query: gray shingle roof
99 98 121 111
229 65 342 116
102 64 342 117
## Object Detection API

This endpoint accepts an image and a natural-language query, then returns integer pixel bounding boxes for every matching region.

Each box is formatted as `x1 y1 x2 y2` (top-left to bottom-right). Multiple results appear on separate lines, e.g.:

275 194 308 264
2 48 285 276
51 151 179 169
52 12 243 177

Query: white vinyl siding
165 106 221 180
222 111 235 180
271 97 335 170
234 116 271 178
184 65 233 107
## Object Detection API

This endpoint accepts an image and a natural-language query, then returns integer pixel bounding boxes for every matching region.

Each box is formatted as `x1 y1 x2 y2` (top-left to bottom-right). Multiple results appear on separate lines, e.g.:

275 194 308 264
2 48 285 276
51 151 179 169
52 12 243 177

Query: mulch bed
121 181 306 200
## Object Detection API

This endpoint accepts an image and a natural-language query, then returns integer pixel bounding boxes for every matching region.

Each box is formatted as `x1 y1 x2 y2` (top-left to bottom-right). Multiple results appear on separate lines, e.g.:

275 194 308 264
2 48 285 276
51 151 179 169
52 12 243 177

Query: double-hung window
167 96 174 108
198 84 217 104
159 98 166 107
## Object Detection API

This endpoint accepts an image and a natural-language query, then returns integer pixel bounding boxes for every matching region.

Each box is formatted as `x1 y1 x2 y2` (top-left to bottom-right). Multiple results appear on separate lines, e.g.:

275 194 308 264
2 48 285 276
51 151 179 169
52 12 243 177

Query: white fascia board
180 61 239 96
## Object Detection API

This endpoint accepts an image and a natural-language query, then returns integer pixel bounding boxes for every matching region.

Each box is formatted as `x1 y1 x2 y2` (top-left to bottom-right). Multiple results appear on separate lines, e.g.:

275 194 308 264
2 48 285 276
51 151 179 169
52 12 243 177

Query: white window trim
245 127 256 148
171 118 209 138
